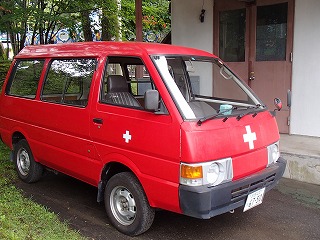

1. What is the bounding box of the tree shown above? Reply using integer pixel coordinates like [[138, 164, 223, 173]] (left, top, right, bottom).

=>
[[100, 0, 119, 41], [121, 0, 171, 42], [0, 0, 81, 55], [0, 0, 171, 58], [0, 0, 29, 55], [80, 9, 92, 42]]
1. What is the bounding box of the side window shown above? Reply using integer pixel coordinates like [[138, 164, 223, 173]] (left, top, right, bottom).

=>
[[127, 64, 154, 97], [101, 56, 167, 112], [6, 59, 44, 99], [41, 58, 96, 107]]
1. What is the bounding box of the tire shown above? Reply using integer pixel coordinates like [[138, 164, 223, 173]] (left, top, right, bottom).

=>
[[104, 172, 155, 236], [13, 139, 43, 183]]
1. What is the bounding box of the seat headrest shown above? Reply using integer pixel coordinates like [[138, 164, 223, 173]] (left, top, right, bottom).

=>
[[107, 75, 129, 93]]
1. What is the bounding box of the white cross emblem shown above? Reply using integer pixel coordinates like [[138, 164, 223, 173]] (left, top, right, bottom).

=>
[[243, 125, 257, 150], [123, 130, 132, 143]]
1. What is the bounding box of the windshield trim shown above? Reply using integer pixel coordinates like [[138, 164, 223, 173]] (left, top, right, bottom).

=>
[[152, 55, 196, 119]]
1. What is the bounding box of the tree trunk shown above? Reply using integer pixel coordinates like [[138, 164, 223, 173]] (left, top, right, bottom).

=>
[[101, 9, 113, 41], [81, 10, 92, 41], [101, 0, 118, 41]]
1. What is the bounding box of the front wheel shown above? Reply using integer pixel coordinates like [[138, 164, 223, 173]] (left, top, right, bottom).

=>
[[13, 139, 43, 183], [104, 172, 155, 236]]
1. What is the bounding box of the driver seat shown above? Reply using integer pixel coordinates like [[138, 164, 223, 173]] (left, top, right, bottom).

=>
[[105, 75, 141, 108]]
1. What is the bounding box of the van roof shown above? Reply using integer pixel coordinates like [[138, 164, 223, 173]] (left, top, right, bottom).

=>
[[16, 41, 215, 59]]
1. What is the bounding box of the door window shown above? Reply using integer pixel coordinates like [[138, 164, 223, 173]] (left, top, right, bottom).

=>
[[256, 3, 288, 61], [127, 64, 153, 96], [101, 57, 166, 112]]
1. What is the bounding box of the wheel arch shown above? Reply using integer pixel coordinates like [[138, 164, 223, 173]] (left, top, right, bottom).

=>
[[11, 131, 41, 164], [96, 152, 150, 204], [12, 131, 27, 146], [97, 161, 135, 203]]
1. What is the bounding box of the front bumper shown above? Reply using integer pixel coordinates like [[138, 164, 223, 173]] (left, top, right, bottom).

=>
[[179, 157, 286, 219]]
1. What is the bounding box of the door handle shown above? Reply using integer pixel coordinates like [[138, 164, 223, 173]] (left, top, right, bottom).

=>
[[93, 118, 103, 124], [249, 71, 255, 81], [287, 89, 291, 108]]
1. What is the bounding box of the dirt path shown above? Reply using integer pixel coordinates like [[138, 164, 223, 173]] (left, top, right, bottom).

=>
[[15, 173, 320, 240]]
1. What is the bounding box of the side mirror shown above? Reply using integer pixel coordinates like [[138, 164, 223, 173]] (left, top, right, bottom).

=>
[[274, 98, 282, 111], [144, 90, 159, 112]]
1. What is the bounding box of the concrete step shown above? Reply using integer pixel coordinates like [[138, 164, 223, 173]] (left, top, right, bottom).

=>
[[280, 134, 320, 185]]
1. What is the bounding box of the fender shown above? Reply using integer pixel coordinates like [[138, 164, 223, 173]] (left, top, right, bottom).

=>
[[6, 124, 32, 149], [97, 151, 181, 213], [97, 152, 148, 202], [100, 152, 143, 179]]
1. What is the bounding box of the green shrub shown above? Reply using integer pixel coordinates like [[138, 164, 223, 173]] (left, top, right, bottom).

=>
[[0, 60, 12, 89]]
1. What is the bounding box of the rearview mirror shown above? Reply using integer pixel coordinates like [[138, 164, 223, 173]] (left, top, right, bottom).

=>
[[220, 66, 233, 80], [186, 60, 195, 72]]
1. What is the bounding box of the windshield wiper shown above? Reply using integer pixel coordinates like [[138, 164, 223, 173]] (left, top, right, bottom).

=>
[[197, 107, 237, 126], [236, 104, 262, 121], [197, 105, 263, 126]]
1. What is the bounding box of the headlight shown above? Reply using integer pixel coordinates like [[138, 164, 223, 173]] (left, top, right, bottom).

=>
[[267, 141, 280, 166], [180, 158, 233, 187], [207, 163, 220, 184]]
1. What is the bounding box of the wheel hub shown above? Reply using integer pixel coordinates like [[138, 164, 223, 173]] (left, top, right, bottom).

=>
[[110, 186, 136, 225], [17, 148, 30, 176]]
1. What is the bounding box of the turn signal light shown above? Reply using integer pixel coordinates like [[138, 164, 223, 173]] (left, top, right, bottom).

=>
[[181, 164, 203, 179]]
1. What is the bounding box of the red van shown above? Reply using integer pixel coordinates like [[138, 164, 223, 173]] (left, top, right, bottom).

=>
[[0, 42, 286, 236]]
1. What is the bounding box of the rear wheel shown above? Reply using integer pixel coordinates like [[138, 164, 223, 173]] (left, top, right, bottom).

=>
[[104, 172, 155, 236], [13, 139, 43, 183]]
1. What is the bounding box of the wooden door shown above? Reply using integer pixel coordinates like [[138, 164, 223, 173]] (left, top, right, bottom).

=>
[[214, 0, 294, 133]]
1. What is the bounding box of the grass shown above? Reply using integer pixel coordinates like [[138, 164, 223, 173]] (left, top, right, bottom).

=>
[[0, 142, 86, 240]]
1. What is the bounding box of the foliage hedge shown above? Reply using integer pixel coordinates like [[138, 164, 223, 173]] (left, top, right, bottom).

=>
[[0, 60, 12, 88]]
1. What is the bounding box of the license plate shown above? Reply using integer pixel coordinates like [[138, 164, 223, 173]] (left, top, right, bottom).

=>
[[243, 187, 266, 212]]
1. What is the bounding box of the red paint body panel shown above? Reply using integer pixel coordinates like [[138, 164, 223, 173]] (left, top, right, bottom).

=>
[[15, 41, 213, 60], [0, 42, 282, 217], [181, 112, 278, 162]]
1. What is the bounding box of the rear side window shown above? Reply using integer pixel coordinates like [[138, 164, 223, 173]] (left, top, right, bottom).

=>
[[6, 60, 45, 99], [41, 58, 96, 107]]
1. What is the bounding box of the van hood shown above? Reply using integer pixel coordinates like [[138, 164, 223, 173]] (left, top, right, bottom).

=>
[[180, 111, 280, 180]]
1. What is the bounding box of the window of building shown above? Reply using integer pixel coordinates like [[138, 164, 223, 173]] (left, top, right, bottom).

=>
[[256, 3, 288, 61], [219, 9, 246, 62]]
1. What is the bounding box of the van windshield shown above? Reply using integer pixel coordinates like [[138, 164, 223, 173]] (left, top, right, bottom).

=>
[[152, 55, 265, 120]]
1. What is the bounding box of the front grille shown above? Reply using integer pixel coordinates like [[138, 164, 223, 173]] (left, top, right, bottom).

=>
[[231, 173, 276, 203]]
